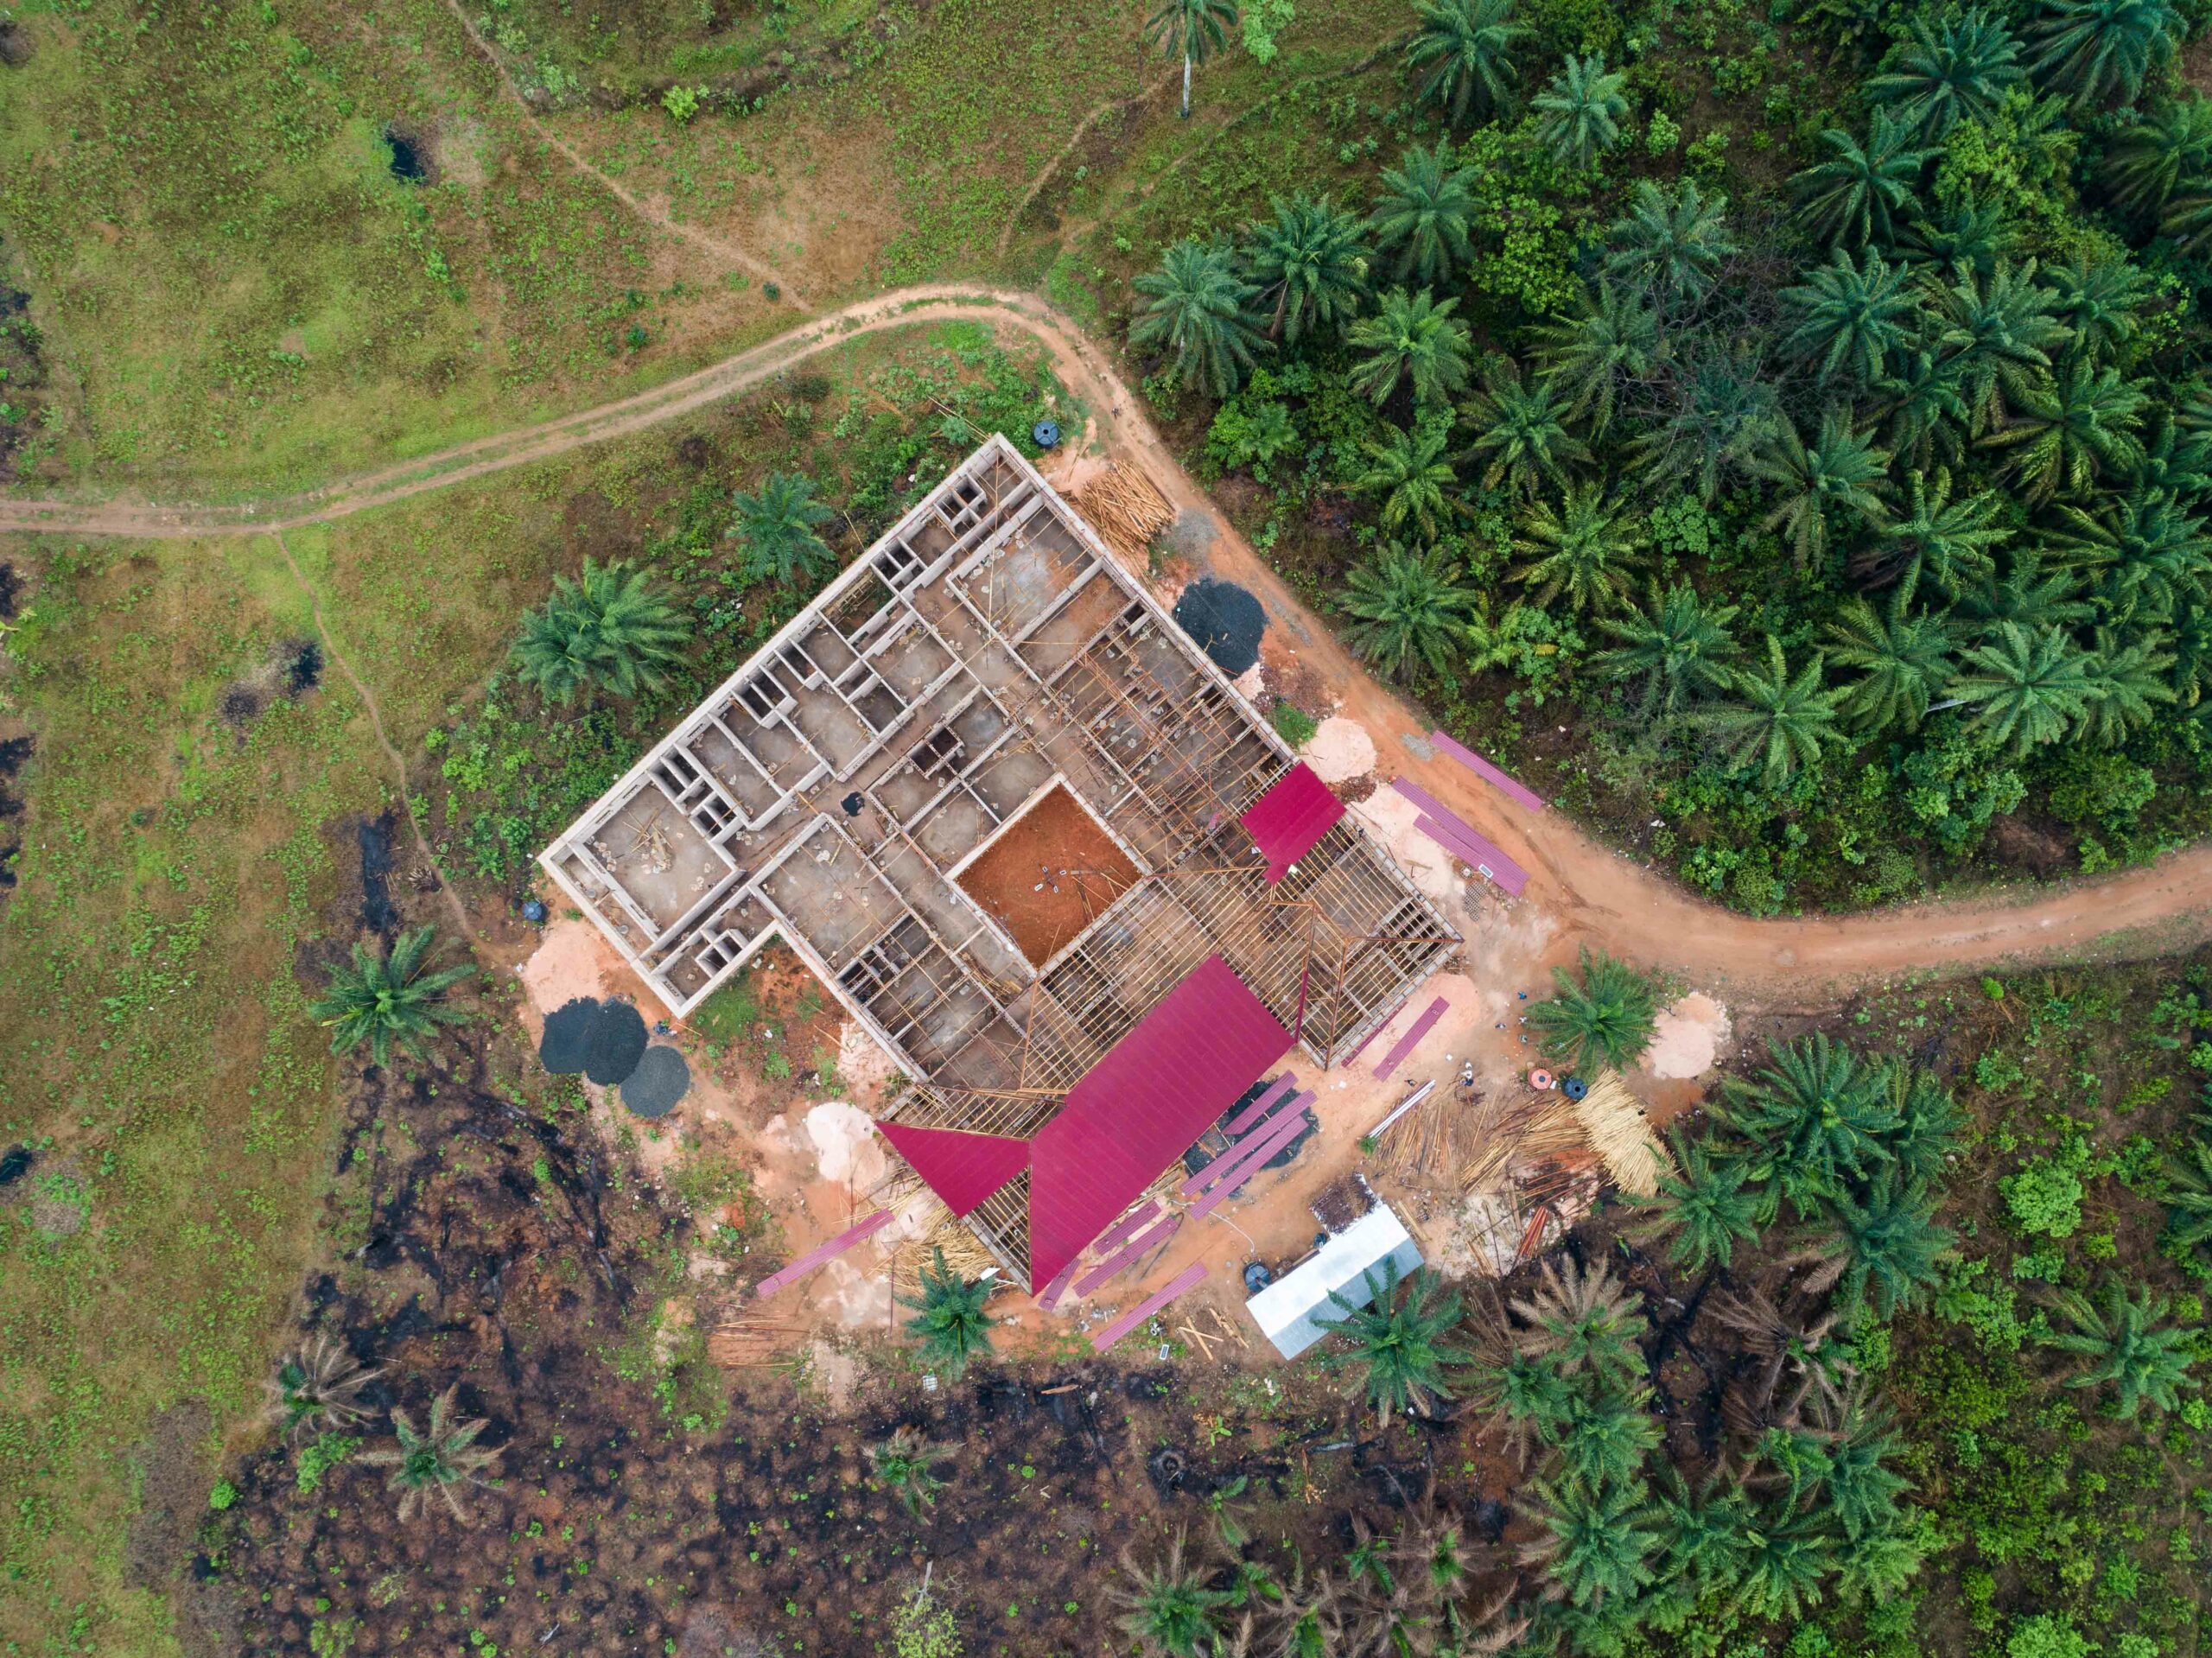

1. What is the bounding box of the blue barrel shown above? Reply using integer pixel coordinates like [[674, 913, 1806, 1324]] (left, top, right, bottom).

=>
[[1561, 1076, 1589, 1101], [522, 899, 549, 925], [1033, 419, 1062, 450]]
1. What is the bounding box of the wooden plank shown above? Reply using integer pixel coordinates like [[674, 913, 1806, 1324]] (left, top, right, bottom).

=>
[[1073, 1213, 1184, 1297], [753, 1210, 893, 1299], [1371, 1078, 1436, 1139], [1090, 1264, 1209, 1353], [1430, 729, 1547, 812], [1373, 996, 1448, 1082]]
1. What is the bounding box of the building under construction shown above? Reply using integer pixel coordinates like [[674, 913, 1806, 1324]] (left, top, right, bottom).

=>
[[542, 436, 1457, 1288]]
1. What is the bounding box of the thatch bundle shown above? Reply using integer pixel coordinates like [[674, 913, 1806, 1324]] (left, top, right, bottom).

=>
[[1568, 1072, 1673, 1197]]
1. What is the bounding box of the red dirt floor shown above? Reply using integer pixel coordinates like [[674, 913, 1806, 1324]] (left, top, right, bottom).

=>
[[954, 783, 1139, 966]]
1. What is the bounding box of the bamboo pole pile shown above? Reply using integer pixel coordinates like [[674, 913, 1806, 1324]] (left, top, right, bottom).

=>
[[1071, 461, 1175, 563]]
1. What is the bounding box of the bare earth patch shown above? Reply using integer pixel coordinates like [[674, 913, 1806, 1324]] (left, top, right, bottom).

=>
[[952, 782, 1138, 966], [1645, 992, 1733, 1080]]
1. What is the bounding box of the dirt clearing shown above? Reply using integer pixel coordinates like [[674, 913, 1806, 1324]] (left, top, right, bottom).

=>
[[953, 782, 1138, 966]]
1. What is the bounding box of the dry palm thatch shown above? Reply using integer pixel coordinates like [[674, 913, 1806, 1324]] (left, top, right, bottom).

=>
[[1070, 461, 1176, 564], [1568, 1072, 1673, 1197]]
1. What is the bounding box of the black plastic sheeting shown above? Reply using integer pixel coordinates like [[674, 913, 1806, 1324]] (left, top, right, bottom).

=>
[[583, 1000, 650, 1086], [620, 1045, 691, 1119], [1172, 578, 1265, 675], [538, 998, 599, 1075]]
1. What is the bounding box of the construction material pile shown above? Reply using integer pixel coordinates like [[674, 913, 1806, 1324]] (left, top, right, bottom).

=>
[[1568, 1071, 1672, 1197], [1070, 461, 1174, 564]]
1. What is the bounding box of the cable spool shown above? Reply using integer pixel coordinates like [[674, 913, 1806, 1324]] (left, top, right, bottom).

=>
[[1561, 1076, 1590, 1101], [1528, 1068, 1555, 1091]]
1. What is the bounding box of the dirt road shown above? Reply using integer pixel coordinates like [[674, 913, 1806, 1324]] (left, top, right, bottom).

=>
[[3, 285, 2208, 992]]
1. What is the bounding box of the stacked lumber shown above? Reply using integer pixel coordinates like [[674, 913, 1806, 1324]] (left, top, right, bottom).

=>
[[1071, 461, 1174, 562]]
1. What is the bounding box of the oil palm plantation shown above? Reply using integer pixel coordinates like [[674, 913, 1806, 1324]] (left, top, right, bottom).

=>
[[1132, 238, 1268, 397], [1555, 1390, 1663, 1491], [1461, 359, 1590, 496], [359, 1386, 500, 1523], [1626, 1130, 1767, 1271], [1732, 1504, 1840, 1622], [1900, 191, 2018, 281], [1345, 288, 1472, 408], [2076, 632, 2177, 745], [2042, 1279, 2202, 1417], [1512, 485, 1644, 614], [1114, 1530, 1230, 1656], [1791, 111, 1935, 247], [728, 472, 838, 587], [1952, 619, 2101, 755], [1826, 578, 1958, 734], [1599, 180, 1738, 311], [1592, 583, 1742, 718], [1872, 346, 1971, 469], [896, 1247, 996, 1377], [1780, 248, 1919, 384], [1720, 1034, 1900, 1213], [1859, 465, 2009, 592], [1370, 143, 1479, 285], [2024, 0, 2182, 111], [513, 557, 693, 705], [1524, 947, 1659, 1076], [1354, 422, 1463, 540], [1936, 258, 2072, 430], [2101, 92, 2212, 243], [1649, 1471, 1753, 1597], [1750, 411, 1892, 563], [1406, 0, 1528, 124], [1338, 543, 1484, 679], [1148, 0, 1241, 118], [1241, 194, 1371, 345], [1866, 8, 2024, 140], [309, 925, 474, 1069], [1700, 638, 1849, 790], [868, 1424, 954, 1515], [1803, 1166, 1956, 1318], [1313, 1259, 1469, 1426], [1531, 53, 1629, 170], [1517, 1478, 1659, 1609], [1981, 359, 2146, 502], [1534, 283, 1656, 435], [1508, 1254, 1648, 1382], [2044, 251, 2150, 366]]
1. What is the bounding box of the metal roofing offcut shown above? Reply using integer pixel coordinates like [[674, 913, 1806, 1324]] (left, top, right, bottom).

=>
[[873, 1121, 1032, 1217]]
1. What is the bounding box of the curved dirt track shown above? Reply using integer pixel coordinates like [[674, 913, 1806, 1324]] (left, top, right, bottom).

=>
[[3, 285, 2208, 993]]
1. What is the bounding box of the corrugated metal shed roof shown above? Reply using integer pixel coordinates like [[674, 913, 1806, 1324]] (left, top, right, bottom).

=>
[[1240, 762, 1346, 883], [1245, 1204, 1423, 1357], [872, 1121, 1030, 1217], [1027, 954, 1291, 1289]]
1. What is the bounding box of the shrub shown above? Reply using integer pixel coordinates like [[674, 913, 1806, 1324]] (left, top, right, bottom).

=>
[[1999, 1141, 2088, 1238], [2006, 1615, 2090, 1658], [1269, 701, 1319, 747]]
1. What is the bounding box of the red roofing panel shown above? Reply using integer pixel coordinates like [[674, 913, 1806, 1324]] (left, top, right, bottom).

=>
[[874, 1121, 1030, 1217], [1028, 955, 1291, 1288], [1240, 762, 1346, 883]]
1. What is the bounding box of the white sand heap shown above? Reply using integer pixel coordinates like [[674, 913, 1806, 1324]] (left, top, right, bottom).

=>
[[1302, 715, 1377, 783], [1646, 993, 1732, 1079]]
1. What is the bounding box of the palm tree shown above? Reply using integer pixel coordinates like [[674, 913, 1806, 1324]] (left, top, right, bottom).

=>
[[1406, 0, 1528, 124], [1403, 1515, 1527, 1654], [868, 1424, 954, 1515], [1555, 1390, 1662, 1491], [1461, 359, 1589, 496], [1518, 1478, 1659, 1609], [1797, 1167, 1956, 1319], [1780, 249, 1918, 384], [728, 472, 838, 588], [1534, 283, 1656, 435], [1345, 288, 1472, 408], [1826, 578, 1957, 734], [1720, 1034, 1899, 1214], [1751, 411, 1892, 563], [897, 1247, 996, 1376], [1649, 1470, 1752, 1595], [1814, 1390, 1912, 1541], [1936, 259, 2072, 432], [1732, 1503, 1839, 1622], [1148, 0, 1241, 118], [1531, 53, 1629, 170], [2077, 634, 2177, 745], [1268, 1562, 1345, 1658], [2043, 1280, 2202, 1417], [1952, 620, 2101, 755], [1871, 346, 1970, 469], [1957, 549, 2093, 631], [1592, 583, 1741, 718], [265, 1336, 381, 1440], [1866, 9, 2024, 139], [359, 1386, 500, 1523], [1355, 422, 1462, 540], [1626, 336, 1779, 501], [1982, 359, 2146, 502], [1471, 1344, 1579, 1466], [1857, 466, 2009, 593], [1370, 143, 1479, 285], [1708, 1286, 1850, 1426], [2160, 1130, 2212, 1264], [1899, 192, 2018, 281], [1508, 1253, 1648, 1381], [2101, 94, 2212, 241], [1791, 111, 1934, 247], [2024, 0, 2182, 110], [2044, 251, 2150, 367], [1626, 1130, 1765, 1271], [1132, 238, 1268, 397], [309, 925, 474, 1069], [1338, 544, 1484, 679], [1315, 1261, 1467, 1426], [1242, 194, 1371, 345], [1524, 948, 1659, 1075], [1599, 179, 1738, 311], [1114, 1530, 1230, 1655], [1700, 638, 1848, 790], [1878, 1060, 1968, 1186], [513, 557, 693, 705], [1512, 485, 1643, 614], [2056, 492, 2212, 626]]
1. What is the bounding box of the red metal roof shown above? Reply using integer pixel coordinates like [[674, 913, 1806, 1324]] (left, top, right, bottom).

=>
[[1027, 955, 1291, 1288], [1240, 762, 1346, 883], [873, 1121, 1030, 1217]]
